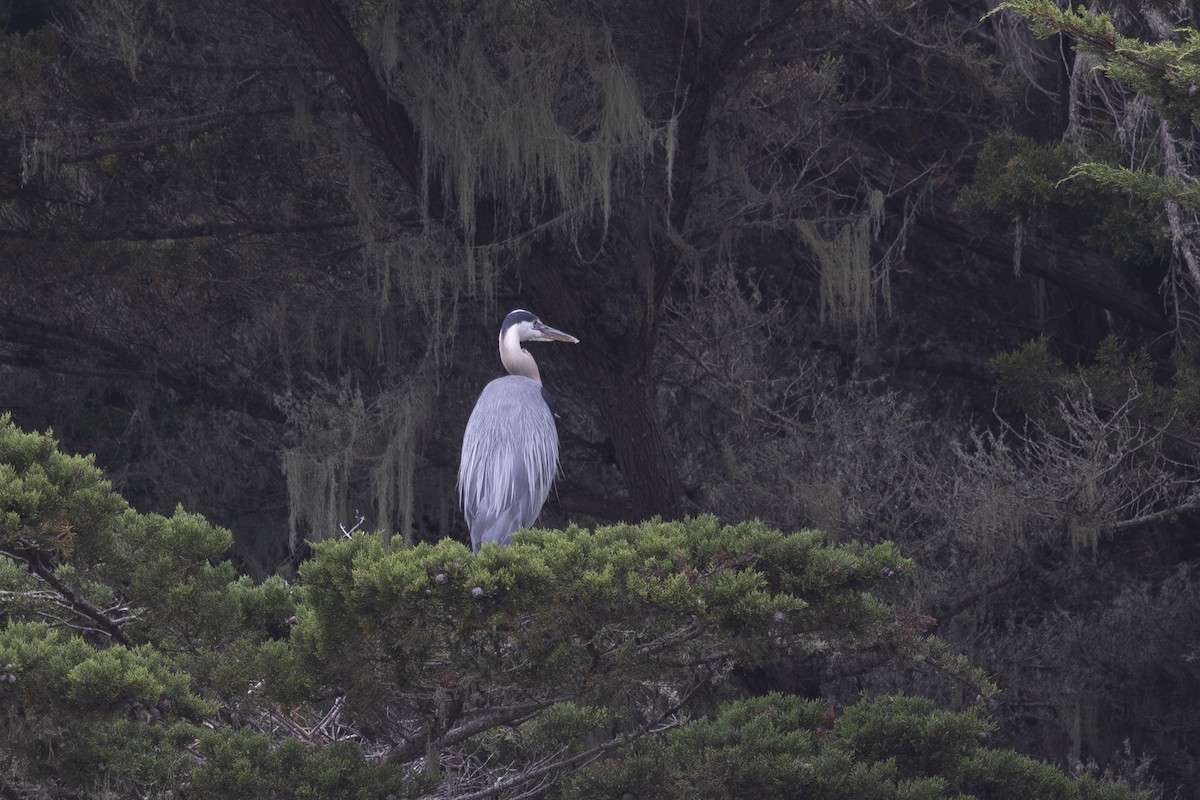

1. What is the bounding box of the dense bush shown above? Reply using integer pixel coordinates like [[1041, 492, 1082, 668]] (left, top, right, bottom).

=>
[[0, 415, 1145, 798]]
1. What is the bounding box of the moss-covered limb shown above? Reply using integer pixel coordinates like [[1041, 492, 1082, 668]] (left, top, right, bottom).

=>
[[989, 0, 1200, 227], [963, 1, 1200, 325]]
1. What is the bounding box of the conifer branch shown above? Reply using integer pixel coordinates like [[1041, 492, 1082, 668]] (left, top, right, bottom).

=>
[[433, 676, 706, 800], [0, 542, 132, 647], [386, 700, 557, 764]]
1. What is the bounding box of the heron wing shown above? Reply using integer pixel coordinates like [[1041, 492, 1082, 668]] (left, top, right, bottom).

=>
[[458, 376, 559, 552]]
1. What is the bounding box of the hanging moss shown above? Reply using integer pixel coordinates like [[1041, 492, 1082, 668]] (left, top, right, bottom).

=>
[[278, 377, 434, 549], [797, 188, 894, 337], [371, 7, 661, 288]]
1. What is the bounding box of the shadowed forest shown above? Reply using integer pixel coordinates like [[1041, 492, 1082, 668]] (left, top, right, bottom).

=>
[[2, 0, 1199, 796]]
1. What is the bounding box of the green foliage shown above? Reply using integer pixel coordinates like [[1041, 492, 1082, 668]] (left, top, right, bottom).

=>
[[0, 415, 1146, 798], [516, 701, 611, 752], [188, 732, 408, 800], [959, 131, 1076, 219], [1068, 161, 1200, 209], [564, 693, 1145, 800], [0, 414, 293, 649], [837, 694, 984, 778], [0, 620, 207, 716], [959, 132, 1169, 269], [991, 0, 1200, 128], [0, 412, 127, 554], [0, 621, 213, 792], [296, 517, 908, 727], [64, 720, 198, 795], [0, 415, 316, 796], [956, 747, 1139, 800], [1076, 337, 1163, 413], [905, 635, 1002, 708], [991, 335, 1199, 444], [990, 335, 1067, 422]]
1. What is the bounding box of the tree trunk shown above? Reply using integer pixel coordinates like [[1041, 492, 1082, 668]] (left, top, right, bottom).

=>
[[593, 368, 686, 522], [526, 236, 687, 523], [262, 0, 424, 194]]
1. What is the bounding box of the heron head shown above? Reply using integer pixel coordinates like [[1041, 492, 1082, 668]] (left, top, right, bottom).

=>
[[501, 309, 580, 345]]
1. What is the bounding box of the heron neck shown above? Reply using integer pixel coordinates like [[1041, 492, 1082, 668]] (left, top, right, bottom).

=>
[[499, 329, 542, 385]]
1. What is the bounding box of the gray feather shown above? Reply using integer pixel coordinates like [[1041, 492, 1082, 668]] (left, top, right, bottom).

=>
[[458, 375, 559, 552]]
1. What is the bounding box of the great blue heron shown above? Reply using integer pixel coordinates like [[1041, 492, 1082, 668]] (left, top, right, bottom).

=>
[[458, 309, 579, 552]]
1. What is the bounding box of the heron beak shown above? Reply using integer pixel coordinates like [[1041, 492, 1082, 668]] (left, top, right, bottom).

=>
[[533, 322, 580, 344]]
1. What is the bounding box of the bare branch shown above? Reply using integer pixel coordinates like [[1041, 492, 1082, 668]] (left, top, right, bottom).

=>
[[1102, 495, 1200, 533], [0, 213, 370, 243], [386, 700, 556, 764]]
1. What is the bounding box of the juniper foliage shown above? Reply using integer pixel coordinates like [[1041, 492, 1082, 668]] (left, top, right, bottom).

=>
[[0, 415, 1145, 798]]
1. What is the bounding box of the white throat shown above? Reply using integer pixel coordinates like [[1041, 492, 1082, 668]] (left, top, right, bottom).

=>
[[499, 325, 542, 385]]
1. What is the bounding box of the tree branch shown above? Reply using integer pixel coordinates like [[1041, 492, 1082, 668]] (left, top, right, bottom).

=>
[[386, 700, 555, 764], [1101, 495, 1200, 533], [0, 311, 286, 423], [436, 669, 713, 800], [1, 542, 132, 647], [1, 106, 294, 175], [0, 213, 368, 243], [259, 0, 425, 196], [930, 568, 1023, 629]]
